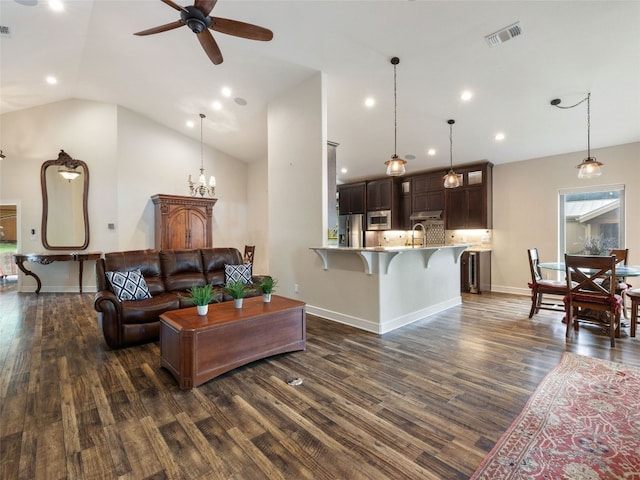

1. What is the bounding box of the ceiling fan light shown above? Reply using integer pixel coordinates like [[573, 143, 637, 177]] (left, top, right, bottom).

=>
[[385, 155, 407, 176], [576, 157, 603, 179]]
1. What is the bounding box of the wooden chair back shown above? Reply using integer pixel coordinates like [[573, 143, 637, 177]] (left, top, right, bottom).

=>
[[527, 248, 543, 283], [565, 254, 616, 298], [244, 245, 255, 264], [564, 253, 622, 346], [610, 248, 629, 267]]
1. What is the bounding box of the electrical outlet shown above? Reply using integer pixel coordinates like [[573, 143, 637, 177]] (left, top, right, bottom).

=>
[[294, 284, 299, 293]]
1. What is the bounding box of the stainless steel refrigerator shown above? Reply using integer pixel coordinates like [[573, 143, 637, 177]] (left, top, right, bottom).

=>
[[338, 214, 364, 248]]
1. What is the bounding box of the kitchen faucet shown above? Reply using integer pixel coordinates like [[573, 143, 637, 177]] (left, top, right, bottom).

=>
[[411, 223, 426, 247]]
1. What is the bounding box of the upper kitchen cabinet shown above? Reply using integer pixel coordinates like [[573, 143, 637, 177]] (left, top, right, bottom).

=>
[[412, 171, 446, 213], [445, 162, 493, 229], [337, 182, 366, 215], [366, 178, 394, 211]]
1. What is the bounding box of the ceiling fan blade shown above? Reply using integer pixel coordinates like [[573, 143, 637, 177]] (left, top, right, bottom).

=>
[[197, 30, 223, 65], [134, 20, 185, 36], [194, 0, 217, 16], [160, 0, 187, 13], [209, 17, 273, 41]]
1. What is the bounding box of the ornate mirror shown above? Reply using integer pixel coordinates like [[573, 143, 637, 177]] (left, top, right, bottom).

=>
[[41, 150, 89, 250]]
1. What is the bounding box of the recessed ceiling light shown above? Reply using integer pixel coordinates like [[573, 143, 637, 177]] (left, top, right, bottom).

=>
[[364, 97, 375, 107], [186, 120, 195, 128], [212, 101, 222, 110], [341, 168, 347, 174], [460, 90, 473, 101], [49, 0, 64, 11], [221, 87, 232, 98], [45, 75, 57, 84], [495, 132, 505, 141], [427, 148, 436, 156]]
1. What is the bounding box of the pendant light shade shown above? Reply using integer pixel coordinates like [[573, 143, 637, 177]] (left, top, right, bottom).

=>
[[443, 119, 460, 188], [384, 57, 406, 176], [550, 93, 603, 179]]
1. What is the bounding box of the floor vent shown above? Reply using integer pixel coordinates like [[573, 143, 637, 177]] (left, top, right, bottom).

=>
[[485, 21, 522, 47]]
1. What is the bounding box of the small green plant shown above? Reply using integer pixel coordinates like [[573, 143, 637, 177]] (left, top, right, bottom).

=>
[[259, 276, 278, 294], [187, 284, 214, 306], [224, 279, 247, 299]]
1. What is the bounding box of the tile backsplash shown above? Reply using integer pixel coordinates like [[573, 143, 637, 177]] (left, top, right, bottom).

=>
[[366, 229, 493, 249]]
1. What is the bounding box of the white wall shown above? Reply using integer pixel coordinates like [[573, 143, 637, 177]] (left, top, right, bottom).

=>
[[492, 142, 639, 295], [0, 99, 250, 292], [247, 158, 269, 275], [267, 73, 326, 300]]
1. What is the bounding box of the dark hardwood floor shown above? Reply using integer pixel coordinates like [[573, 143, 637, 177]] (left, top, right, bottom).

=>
[[1, 282, 639, 480]]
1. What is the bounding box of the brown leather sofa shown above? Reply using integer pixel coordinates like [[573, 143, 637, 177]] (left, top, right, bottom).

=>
[[94, 248, 263, 349]]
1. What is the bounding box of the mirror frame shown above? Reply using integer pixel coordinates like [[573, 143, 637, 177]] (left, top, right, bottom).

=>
[[41, 150, 90, 250]]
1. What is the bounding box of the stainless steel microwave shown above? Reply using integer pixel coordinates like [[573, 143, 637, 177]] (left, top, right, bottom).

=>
[[367, 210, 392, 230]]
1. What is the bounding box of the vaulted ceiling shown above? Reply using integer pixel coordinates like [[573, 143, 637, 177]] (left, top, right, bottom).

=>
[[2, 0, 639, 182]]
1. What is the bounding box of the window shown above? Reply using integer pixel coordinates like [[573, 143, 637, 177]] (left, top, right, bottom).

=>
[[559, 185, 625, 255]]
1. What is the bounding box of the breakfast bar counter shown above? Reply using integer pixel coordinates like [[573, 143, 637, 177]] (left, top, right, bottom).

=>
[[307, 245, 468, 334]]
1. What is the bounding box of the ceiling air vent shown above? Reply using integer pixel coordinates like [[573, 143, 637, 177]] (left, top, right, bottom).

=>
[[0, 26, 11, 38], [485, 21, 522, 47]]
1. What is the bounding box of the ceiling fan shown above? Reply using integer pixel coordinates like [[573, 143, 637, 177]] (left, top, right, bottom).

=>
[[134, 0, 273, 65]]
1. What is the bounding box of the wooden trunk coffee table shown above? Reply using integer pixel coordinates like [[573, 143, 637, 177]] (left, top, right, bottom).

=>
[[159, 295, 306, 389]]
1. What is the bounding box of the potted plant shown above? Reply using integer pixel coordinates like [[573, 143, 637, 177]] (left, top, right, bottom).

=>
[[224, 279, 247, 308], [187, 284, 214, 315], [259, 276, 278, 303]]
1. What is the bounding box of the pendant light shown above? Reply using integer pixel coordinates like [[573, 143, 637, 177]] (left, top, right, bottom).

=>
[[550, 92, 603, 179], [384, 57, 407, 176], [443, 119, 460, 188], [188, 113, 216, 197]]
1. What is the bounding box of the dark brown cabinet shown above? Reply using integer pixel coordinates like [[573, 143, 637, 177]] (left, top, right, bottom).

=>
[[366, 178, 393, 211], [445, 162, 492, 230], [338, 182, 366, 215], [152, 194, 217, 250], [412, 172, 445, 214]]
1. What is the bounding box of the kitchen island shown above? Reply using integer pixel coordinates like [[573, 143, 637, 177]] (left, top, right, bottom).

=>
[[307, 245, 468, 334]]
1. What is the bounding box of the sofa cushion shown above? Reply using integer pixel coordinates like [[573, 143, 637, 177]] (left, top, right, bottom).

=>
[[201, 248, 244, 285], [225, 263, 253, 284], [120, 293, 181, 325], [104, 250, 165, 296], [106, 270, 152, 301], [161, 250, 207, 292]]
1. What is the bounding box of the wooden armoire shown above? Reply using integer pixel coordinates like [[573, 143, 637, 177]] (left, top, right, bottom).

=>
[[151, 194, 217, 250]]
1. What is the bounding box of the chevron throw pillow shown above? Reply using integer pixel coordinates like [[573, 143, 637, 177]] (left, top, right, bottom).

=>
[[225, 263, 253, 285], [106, 270, 152, 301]]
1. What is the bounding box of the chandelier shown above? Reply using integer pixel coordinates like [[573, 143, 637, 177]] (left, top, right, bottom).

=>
[[384, 57, 407, 176], [550, 92, 603, 179], [188, 113, 216, 197]]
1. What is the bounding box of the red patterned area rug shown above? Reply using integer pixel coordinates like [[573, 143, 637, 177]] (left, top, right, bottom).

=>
[[470, 352, 640, 479]]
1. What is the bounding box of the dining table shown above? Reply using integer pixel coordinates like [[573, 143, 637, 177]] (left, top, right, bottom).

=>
[[538, 262, 640, 278], [539, 261, 640, 321]]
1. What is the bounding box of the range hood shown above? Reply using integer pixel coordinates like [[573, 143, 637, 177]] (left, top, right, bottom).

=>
[[410, 210, 443, 221]]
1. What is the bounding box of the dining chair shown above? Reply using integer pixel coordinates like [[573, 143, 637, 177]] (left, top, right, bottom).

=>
[[564, 254, 623, 347], [527, 248, 567, 318], [244, 245, 255, 264], [627, 288, 640, 338], [609, 248, 632, 317]]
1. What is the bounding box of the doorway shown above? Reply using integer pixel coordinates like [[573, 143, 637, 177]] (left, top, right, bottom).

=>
[[0, 203, 18, 288]]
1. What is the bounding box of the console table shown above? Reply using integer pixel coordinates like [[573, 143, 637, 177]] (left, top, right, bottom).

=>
[[14, 252, 102, 293]]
